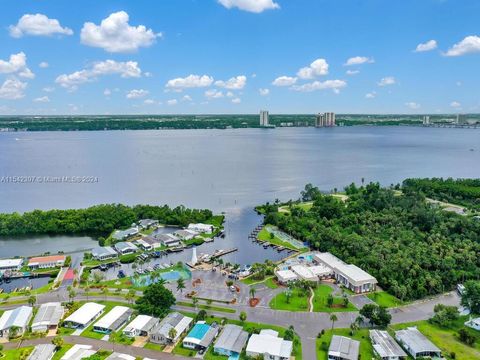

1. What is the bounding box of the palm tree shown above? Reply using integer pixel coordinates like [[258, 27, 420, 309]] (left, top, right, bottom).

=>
[[177, 278, 186, 293], [84, 284, 91, 301], [192, 296, 199, 309], [168, 327, 177, 342], [350, 320, 359, 335], [28, 295, 36, 307], [249, 287, 256, 300], [8, 326, 21, 339], [330, 314, 338, 331]]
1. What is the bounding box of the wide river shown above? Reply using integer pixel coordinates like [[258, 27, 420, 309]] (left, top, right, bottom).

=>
[[1, 127, 479, 266]]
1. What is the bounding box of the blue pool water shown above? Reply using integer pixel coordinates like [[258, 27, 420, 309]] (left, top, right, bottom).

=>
[[188, 323, 210, 340], [160, 271, 183, 281]]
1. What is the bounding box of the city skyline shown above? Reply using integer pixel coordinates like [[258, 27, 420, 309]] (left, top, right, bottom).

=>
[[1, 0, 480, 115]]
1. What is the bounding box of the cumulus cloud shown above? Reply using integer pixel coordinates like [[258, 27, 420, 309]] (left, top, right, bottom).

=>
[[259, 88, 270, 96], [405, 101, 420, 109], [0, 52, 35, 79], [377, 76, 396, 86], [205, 89, 224, 99], [344, 56, 374, 66], [143, 99, 156, 105], [215, 75, 247, 90], [450, 101, 461, 108], [182, 95, 192, 101], [167, 99, 177, 105], [231, 97, 241, 104], [0, 78, 27, 99], [218, 0, 279, 13], [43, 87, 55, 93], [166, 74, 214, 90], [414, 40, 437, 52], [444, 35, 480, 57], [33, 96, 50, 103], [272, 76, 297, 86], [346, 70, 359, 76], [39, 62, 49, 69], [55, 60, 142, 90], [126, 89, 149, 99], [365, 91, 376, 99], [226, 91, 234, 98], [103, 88, 111, 96], [9, 14, 73, 38], [297, 58, 329, 79], [291, 79, 347, 93], [81, 11, 160, 53]]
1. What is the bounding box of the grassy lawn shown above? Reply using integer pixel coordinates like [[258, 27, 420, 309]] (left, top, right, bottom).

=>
[[316, 328, 373, 360], [176, 301, 236, 313], [203, 347, 228, 360], [257, 227, 299, 251], [312, 285, 357, 313], [391, 317, 480, 360], [240, 275, 278, 289], [143, 342, 165, 351], [270, 288, 309, 312], [1, 347, 33, 359], [172, 339, 198, 357], [51, 344, 74, 360], [367, 291, 403, 308]]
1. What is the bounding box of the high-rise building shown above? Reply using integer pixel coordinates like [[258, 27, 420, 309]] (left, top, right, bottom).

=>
[[315, 112, 336, 127], [423, 115, 430, 125], [456, 114, 466, 125], [259, 110, 269, 126]]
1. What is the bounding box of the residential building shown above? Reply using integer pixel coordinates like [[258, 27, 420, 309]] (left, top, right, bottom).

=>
[[316, 112, 336, 127], [135, 238, 153, 251], [246, 329, 293, 360], [28, 344, 56, 360], [60, 344, 95, 360], [260, 110, 269, 126], [31, 302, 65, 333], [112, 227, 139, 241], [123, 315, 159, 337], [395, 327, 442, 359], [155, 234, 181, 248], [213, 324, 249, 357], [183, 321, 219, 351], [138, 219, 159, 229], [370, 330, 407, 360], [275, 269, 298, 284], [187, 223, 214, 233], [106, 353, 136, 360], [314, 252, 377, 293], [63, 302, 105, 329], [0, 305, 33, 338], [0, 258, 23, 271], [114, 241, 139, 255], [93, 306, 133, 334], [28, 255, 66, 270], [465, 317, 480, 331], [150, 312, 193, 345], [328, 335, 360, 360], [174, 229, 198, 240], [91, 246, 118, 261]]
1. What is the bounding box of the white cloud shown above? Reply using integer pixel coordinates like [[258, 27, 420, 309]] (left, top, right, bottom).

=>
[[450, 101, 461, 108], [215, 75, 247, 90], [218, 0, 279, 13], [33, 96, 50, 103], [226, 91, 234, 98], [144, 99, 156, 105], [167, 99, 178, 106], [182, 95, 193, 101], [166, 74, 214, 89], [39, 62, 49, 68], [126, 89, 149, 99], [9, 14, 73, 38], [346, 70, 360, 76], [405, 101, 420, 109], [55, 60, 142, 90], [0, 52, 35, 79], [377, 76, 396, 86], [414, 40, 437, 52], [259, 88, 270, 96], [103, 88, 111, 96], [272, 76, 297, 86], [144, 72, 153, 78], [444, 35, 480, 57], [231, 97, 241, 104], [205, 89, 224, 99], [80, 11, 160, 53], [291, 79, 347, 93], [344, 56, 374, 66], [0, 78, 27, 99], [43, 87, 55, 93], [297, 58, 329, 79], [365, 91, 376, 99]]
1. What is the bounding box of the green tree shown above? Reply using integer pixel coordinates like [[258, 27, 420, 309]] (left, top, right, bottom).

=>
[[249, 287, 256, 300], [28, 295, 36, 307], [461, 281, 480, 314], [176, 278, 186, 293], [239, 311, 247, 323], [136, 282, 175, 318], [330, 314, 338, 331], [52, 335, 64, 349], [168, 327, 177, 341]]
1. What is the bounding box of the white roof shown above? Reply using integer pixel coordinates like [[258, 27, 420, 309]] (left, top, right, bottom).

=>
[[32, 302, 64, 329], [370, 330, 407, 359], [395, 327, 441, 355], [94, 306, 131, 330], [291, 264, 319, 281], [64, 302, 105, 326], [246, 329, 293, 358], [106, 353, 136, 360], [124, 315, 156, 332], [61, 344, 95, 360], [315, 252, 377, 284], [0, 306, 32, 330], [28, 344, 56, 360], [309, 264, 333, 277], [0, 258, 23, 268], [136, 239, 151, 247], [187, 223, 213, 232], [276, 269, 298, 281]]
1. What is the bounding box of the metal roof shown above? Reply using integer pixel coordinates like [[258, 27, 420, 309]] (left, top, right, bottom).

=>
[[0, 306, 33, 331], [32, 302, 64, 330], [395, 327, 441, 355], [214, 324, 249, 354], [93, 306, 133, 331], [328, 335, 360, 360], [64, 302, 105, 326], [27, 344, 56, 360], [370, 330, 407, 358], [151, 312, 193, 340]]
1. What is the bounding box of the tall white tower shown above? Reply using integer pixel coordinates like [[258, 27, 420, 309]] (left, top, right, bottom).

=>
[[191, 247, 198, 266], [260, 110, 269, 126]]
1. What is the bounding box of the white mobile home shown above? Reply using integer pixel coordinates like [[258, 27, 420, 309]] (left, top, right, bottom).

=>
[[246, 329, 293, 360], [93, 306, 133, 334], [0, 305, 33, 339], [31, 302, 64, 333], [395, 327, 442, 359], [63, 302, 105, 329], [123, 315, 158, 337]]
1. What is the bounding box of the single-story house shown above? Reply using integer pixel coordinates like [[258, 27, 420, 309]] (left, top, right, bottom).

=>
[[123, 315, 159, 337], [28, 255, 66, 270], [138, 219, 159, 229], [114, 242, 139, 255], [0, 305, 33, 338], [112, 227, 139, 241], [93, 306, 133, 334], [213, 324, 249, 357], [91, 246, 118, 261], [60, 344, 96, 359], [328, 335, 360, 360], [0, 258, 23, 271], [135, 238, 153, 251], [291, 264, 321, 282], [27, 344, 56, 360], [106, 353, 136, 360], [63, 302, 105, 329], [395, 327, 442, 359], [156, 234, 181, 248], [370, 330, 407, 360], [314, 252, 377, 293], [183, 321, 219, 350], [31, 302, 65, 333], [465, 317, 480, 331], [174, 229, 198, 241], [187, 223, 214, 233], [275, 269, 298, 284], [246, 329, 293, 360], [150, 312, 193, 345]]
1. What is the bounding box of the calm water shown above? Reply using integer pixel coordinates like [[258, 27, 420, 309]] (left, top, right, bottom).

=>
[[1, 127, 479, 265]]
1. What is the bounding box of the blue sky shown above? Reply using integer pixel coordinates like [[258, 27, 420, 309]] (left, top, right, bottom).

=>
[[0, 0, 479, 115]]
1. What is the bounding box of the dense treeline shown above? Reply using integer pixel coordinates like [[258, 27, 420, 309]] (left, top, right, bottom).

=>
[[0, 204, 213, 238], [403, 177, 480, 210], [263, 183, 480, 301]]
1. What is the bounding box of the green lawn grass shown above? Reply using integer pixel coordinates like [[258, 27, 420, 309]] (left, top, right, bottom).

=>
[[316, 328, 373, 360], [143, 342, 165, 351], [51, 344, 74, 360], [367, 291, 403, 308], [240, 276, 278, 289], [312, 285, 357, 313], [257, 227, 299, 251], [203, 347, 228, 360], [270, 288, 309, 311], [1, 347, 33, 359]]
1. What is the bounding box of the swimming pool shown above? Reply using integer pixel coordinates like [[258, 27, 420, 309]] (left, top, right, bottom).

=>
[[187, 323, 210, 340]]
